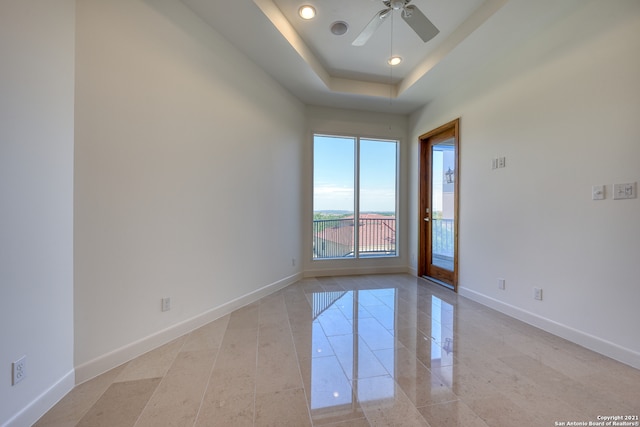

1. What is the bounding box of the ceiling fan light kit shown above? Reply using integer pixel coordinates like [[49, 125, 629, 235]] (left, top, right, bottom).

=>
[[388, 56, 402, 66]]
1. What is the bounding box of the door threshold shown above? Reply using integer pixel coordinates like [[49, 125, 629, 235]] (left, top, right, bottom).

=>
[[421, 276, 455, 291]]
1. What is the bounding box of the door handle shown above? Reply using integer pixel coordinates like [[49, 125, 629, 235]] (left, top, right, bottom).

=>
[[424, 217, 430, 222]]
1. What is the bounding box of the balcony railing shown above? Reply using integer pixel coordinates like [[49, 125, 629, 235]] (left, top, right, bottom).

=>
[[312, 217, 453, 260], [432, 218, 454, 257], [313, 217, 396, 259]]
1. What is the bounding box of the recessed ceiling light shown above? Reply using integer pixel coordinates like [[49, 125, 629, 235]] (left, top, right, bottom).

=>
[[330, 21, 349, 36], [299, 5, 316, 20], [388, 56, 402, 66]]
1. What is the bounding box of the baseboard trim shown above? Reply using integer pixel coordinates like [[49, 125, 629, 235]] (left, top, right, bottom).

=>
[[2, 369, 74, 427], [74, 272, 302, 385], [458, 286, 640, 370], [304, 265, 409, 278]]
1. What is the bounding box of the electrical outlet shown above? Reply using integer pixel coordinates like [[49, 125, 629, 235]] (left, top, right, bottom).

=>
[[498, 278, 506, 290], [292, 258, 296, 267], [12, 356, 26, 385], [161, 297, 171, 312], [533, 287, 543, 301]]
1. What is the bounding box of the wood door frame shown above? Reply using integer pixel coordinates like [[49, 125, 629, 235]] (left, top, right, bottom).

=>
[[418, 118, 460, 291]]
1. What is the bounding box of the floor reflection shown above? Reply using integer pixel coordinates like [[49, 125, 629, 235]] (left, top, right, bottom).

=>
[[308, 287, 455, 422], [430, 296, 454, 388], [310, 289, 396, 417]]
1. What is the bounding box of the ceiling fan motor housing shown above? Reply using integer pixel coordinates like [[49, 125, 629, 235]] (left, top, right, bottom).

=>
[[388, 0, 410, 10]]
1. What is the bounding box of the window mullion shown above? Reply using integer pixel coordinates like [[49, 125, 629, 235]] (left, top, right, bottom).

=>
[[354, 137, 360, 259]]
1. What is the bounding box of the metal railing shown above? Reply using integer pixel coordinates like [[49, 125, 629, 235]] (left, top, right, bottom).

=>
[[432, 219, 454, 257], [312, 217, 452, 259], [312, 291, 348, 319], [313, 218, 396, 259]]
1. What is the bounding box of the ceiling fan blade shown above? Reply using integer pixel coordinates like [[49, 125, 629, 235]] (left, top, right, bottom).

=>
[[352, 9, 391, 46], [402, 5, 439, 43]]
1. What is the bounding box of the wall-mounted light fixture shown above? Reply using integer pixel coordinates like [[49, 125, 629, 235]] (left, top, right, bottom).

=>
[[443, 337, 453, 355], [299, 5, 316, 20], [445, 167, 455, 184]]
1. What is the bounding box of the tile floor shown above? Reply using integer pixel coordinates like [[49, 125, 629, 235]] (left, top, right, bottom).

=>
[[35, 274, 640, 426]]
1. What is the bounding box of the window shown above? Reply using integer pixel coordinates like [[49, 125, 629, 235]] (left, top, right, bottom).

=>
[[313, 134, 398, 259]]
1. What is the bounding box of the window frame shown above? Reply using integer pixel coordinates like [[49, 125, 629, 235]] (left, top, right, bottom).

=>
[[312, 132, 400, 261]]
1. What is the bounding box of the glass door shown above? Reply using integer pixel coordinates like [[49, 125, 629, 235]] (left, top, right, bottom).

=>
[[430, 141, 455, 272], [419, 119, 459, 290]]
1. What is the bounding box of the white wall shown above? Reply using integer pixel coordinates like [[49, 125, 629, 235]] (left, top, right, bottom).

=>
[[409, 0, 640, 367], [74, 0, 305, 381], [0, 1, 76, 426], [304, 106, 409, 277]]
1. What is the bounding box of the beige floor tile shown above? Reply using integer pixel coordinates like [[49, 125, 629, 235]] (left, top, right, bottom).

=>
[[501, 333, 596, 379], [195, 391, 255, 427], [577, 370, 640, 410], [354, 375, 429, 427], [467, 393, 541, 427], [484, 366, 585, 424], [226, 302, 260, 330], [37, 275, 640, 427], [289, 316, 314, 336], [255, 354, 303, 394], [114, 337, 185, 383], [205, 366, 256, 403], [310, 405, 367, 426], [256, 323, 303, 393], [76, 378, 161, 427], [134, 350, 217, 427], [255, 388, 312, 427], [180, 315, 229, 352], [259, 310, 290, 329], [418, 400, 489, 427], [319, 417, 371, 427], [291, 329, 314, 358], [259, 293, 286, 316], [545, 377, 637, 418], [214, 326, 258, 367], [34, 364, 127, 427], [375, 346, 458, 407], [298, 356, 366, 426], [328, 334, 389, 380], [206, 331, 258, 402], [429, 363, 498, 400]]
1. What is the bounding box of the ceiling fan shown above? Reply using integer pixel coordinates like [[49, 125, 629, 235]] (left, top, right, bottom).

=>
[[352, 0, 439, 47]]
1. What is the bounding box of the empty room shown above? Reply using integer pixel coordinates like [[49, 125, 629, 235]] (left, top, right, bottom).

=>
[[1, 0, 639, 426]]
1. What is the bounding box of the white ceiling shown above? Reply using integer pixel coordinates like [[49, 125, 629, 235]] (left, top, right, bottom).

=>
[[181, 0, 583, 114], [271, 0, 487, 83]]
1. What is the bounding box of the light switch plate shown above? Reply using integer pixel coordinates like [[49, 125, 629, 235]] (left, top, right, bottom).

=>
[[592, 185, 605, 200], [613, 182, 637, 200]]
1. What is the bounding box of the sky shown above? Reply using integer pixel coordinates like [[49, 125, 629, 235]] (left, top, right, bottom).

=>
[[313, 135, 455, 214], [313, 135, 397, 212]]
